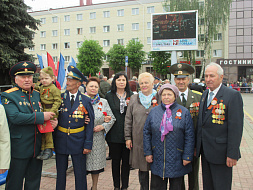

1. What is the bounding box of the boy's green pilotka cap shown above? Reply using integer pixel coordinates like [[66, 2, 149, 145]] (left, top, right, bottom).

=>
[[67, 65, 87, 82], [9, 61, 37, 77], [41, 66, 54, 76], [169, 63, 195, 78]]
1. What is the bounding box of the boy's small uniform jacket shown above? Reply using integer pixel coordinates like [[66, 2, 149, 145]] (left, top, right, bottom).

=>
[[1, 86, 44, 158], [54, 90, 94, 154]]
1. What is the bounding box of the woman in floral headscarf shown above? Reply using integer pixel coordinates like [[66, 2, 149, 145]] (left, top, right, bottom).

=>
[[143, 84, 194, 190], [124, 72, 158, 190]]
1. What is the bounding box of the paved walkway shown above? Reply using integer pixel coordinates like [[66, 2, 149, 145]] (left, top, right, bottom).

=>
[[1, 94, 253, 190]]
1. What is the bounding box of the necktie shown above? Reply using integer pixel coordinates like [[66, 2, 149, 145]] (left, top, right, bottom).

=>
[[181, 93, 187, 107], [207, 92, 214, 107], [71, 95, 75, 107]]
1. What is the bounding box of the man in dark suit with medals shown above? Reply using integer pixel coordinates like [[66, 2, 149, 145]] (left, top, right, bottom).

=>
[[1, 61, 55, 190], [196, 62, 243, 190], [169, 63, 202, 190], [54, 65, 94, 190]]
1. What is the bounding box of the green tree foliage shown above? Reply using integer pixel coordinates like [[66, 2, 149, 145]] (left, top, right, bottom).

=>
[[126, 39, 145, 74], [106, 44, 126, 73], [77, 39, 105, 76], [0, 0, 39, 84], [163, 0, 233, 78], [150, 51, 171, 78]]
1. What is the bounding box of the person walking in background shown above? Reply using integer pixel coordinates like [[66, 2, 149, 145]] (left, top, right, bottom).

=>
[[1, 61, 56, 190], [169, 63, 202, 190], [105, 72, 133, 190], [54, 65, 94, 190], [196, 62, 244, 190], [125, 72, 158, 190], [98, 74, 111, 98], [143, 84, 194, 190], [0, 105, 10, 175], [85, 77, 116, 190]]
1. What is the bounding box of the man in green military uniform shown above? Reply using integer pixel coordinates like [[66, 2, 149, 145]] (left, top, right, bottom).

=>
[[1, 61, 56, 190], [36, 66, 61, 160], [169, 63, 202, 190]]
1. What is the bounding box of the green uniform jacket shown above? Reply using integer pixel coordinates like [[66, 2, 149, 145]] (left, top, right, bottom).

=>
[[1, 86, 44, 159], [39, 83, 61, 116], [176, 89, 202, 131]]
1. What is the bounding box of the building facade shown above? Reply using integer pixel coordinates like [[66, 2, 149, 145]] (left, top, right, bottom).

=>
[[218, 0, 253, 83], [26, 0, 228, 79]]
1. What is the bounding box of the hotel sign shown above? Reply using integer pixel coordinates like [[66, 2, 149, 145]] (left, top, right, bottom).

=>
[[218, 59, 253, 66]]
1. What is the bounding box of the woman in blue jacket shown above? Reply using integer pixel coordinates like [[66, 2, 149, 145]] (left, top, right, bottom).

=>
[[143, 84, 194, 190]]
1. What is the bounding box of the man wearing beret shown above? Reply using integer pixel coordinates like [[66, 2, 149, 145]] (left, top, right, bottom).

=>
[[54, 65, 94, 190], [169, 63, 202, 190], [1, 61, 56, 190], [196, 63, 243, 189]]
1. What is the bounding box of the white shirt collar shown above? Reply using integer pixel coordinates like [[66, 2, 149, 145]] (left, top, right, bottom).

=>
[[208, 83, 222, 98], [69, 91, 78, 101], [179, 88, 188, 101]]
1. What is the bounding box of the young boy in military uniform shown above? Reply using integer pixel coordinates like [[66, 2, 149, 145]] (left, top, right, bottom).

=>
[[36, 66, 61, 160]]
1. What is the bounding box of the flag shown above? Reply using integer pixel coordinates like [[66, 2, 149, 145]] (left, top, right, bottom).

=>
[[42, 54, 48, 68], [37, 54, 43, 69], [47, 52, 57, 76], [70, 57, 76, 67], [57, 53, 65, 88]]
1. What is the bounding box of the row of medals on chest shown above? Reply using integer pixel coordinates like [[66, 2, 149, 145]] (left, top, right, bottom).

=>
[[211, 101, 225, 124]]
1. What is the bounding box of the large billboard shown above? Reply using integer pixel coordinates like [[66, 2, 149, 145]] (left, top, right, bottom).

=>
[[151, 10, 198, 51]]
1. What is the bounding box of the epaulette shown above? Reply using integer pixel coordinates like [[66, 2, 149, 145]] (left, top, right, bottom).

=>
[[61, 90, 66, 94], [34, 89, 39, 93], [192, 90, 202, 95], [4, 87, 19, 94]]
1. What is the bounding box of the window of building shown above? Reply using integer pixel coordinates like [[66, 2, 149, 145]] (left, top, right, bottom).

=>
[[147, 6, 155, 14], [236, 28, 244, 36], [29, 47, 34, 51], [64, 42, 70, 49], [77, 41, 83, 48], [64, 56, 70, 62], [132, 23, 139, 30], [147, 37, 151, 44], [199, 34, 205, 42], [40, 18, 46, 24], [52, 30, 58, 37], [117, 24, 124, 32], [163, 5, 170, 12], [199, 18, 204, 25], [213, 49, 222, 57], [52, 16, 58, 23], [117, 39, 124, 45], [236, 11, 244, 18], [132, 8, 139, 15], [132, 38, 139, 42], [147, 22, 151, 29], [64, 29, 70, 36], [103, 11, 110, 18], [216, 18, 222, 25], [214, 33, 222, 41], [196, 50, 204, 57], [236, 46, 244, 53], [40, 44, 46, 50], [117, 9, 124, 16], [52, 43, 58, 50], [198, 1, 204, 8], [90, 12, 96, 19], [103, 26, 110, 32], [90, 27, 96, 33], [64, 15, 70, 22], [52, 56, 58, 62], [77, 28, 83, 35], [40, 31, 46, 38], [76, 14, 83, 21], [103, 40, 110, 47]]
